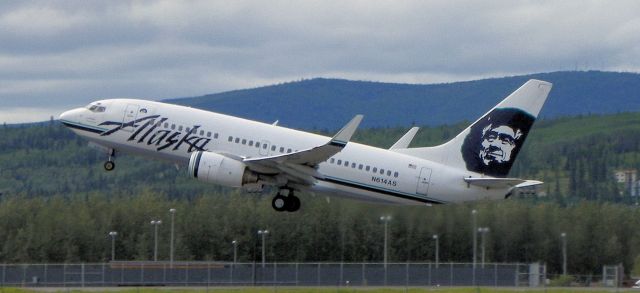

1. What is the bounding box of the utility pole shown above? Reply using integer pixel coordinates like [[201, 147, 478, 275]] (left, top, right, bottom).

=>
[[471, 209, 478, 268], [150, 220, 162, 261]]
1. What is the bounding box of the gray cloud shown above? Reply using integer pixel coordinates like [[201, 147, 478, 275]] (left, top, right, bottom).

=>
[[1, 0, 639, 122]]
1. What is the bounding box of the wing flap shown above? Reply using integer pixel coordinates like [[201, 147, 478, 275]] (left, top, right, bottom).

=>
[[464, 177, 543, 189]]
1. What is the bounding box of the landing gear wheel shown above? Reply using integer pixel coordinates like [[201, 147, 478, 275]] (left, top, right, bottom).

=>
[[104, 161, 115, 171], [286, 195, 301, 212], [271, 194, 287, 212]]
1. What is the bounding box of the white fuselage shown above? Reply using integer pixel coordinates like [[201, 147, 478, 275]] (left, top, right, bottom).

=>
[[60, 99, 511, 205]]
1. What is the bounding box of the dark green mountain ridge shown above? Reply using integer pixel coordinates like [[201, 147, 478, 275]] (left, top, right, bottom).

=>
[[165, 70, 640, 129]]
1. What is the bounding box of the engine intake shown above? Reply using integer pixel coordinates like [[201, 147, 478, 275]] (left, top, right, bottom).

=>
[[188, 151, 258, 187]]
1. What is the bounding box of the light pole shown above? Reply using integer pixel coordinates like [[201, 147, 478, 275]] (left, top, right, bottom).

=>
[[561, 232, 567, 275], [478, 227, 490, 268], [432, 234, 439, 268], [108, 231, 118, 261], [471, 209, 478, 268], [232, 240, 238, 264], [380, 215, 392, 268], [258, 230, 269, 268], [169, 208, 176, 266], [150, 220, 162, 261]]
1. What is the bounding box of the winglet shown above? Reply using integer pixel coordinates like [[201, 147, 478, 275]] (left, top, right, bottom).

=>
[[390, 127, 420, 150], [330, 115, 363, 147]]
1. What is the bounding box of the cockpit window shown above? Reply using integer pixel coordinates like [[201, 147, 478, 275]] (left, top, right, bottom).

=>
[[86, 103, 107, 113]]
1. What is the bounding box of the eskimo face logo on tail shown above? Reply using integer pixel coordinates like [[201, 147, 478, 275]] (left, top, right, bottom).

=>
[[98, 115, 211, 153], [461, 108, 534, 177]]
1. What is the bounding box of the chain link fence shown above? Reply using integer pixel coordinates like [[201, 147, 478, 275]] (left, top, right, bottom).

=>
[[0, 262, 621, 288]]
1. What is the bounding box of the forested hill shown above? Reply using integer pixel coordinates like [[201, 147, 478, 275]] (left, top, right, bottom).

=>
[[165, 70, 640, 129], [1, 113, 640, 270]]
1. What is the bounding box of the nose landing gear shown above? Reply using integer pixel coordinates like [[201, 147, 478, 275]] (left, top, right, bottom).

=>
[[103, 149, 116, 171], [271, 189, 301, 212]]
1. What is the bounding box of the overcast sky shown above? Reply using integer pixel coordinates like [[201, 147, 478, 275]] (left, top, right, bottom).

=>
[[1, 0, 639, 123]]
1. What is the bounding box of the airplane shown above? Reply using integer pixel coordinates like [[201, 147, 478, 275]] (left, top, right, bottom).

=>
[[59, 79, 552, 212]]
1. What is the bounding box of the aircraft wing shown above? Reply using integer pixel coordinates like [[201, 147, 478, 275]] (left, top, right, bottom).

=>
[[242, 115, 363, 184], [464, 177, 543, 189]]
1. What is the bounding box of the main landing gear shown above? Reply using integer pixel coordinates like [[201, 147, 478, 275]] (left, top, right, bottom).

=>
[[104, 149, 116, 171], [272, 189, 301, 212]]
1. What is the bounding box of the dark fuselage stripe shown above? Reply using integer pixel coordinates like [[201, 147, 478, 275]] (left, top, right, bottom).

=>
[[61, 121, 104, 134], [320, 177, 444, 205]]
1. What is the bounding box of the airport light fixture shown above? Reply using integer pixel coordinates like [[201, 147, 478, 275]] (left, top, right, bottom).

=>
[[478, 227, 490, 268], [169, 208, 176, 267], [108, 231, 118, 261], [258, 230, 269, 268], [232, 240, 238, 264], [561, 232, 567, 275], [380, 215, 392, 269], [432, 234, 439, 268], [471, 209, 478, 268], [150, 220, 162, 261]]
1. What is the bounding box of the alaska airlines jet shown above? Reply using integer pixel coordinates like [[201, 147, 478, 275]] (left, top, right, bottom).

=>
[[59, 79, 552, 212]]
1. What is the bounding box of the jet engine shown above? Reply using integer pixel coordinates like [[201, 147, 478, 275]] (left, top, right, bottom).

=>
[[188, 151, 259, 187]]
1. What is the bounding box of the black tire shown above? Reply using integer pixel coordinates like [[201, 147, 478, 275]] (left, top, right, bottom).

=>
[[271, 194, 287, 212], [104, 161, 115, 171], [286, 195, 301, 212]]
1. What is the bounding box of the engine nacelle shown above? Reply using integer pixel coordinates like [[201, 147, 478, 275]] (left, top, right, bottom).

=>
[[188, 151, 258, 188]]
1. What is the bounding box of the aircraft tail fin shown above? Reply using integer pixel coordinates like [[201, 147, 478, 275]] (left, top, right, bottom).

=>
[[396, 79, 552, 177]]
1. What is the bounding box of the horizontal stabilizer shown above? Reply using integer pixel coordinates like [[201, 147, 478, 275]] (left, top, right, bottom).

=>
[[390, 127, 420, 150], [464, 177, 543, 189]]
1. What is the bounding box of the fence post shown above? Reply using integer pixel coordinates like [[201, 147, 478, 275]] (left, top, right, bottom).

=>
[[81, 263, 85, 288], [428, 263, 431, 286], [317, 263, 320, 286], [273, 262, 277, 285], [339, 262, 343, 286], [102, 263, 105, 287], [295, 263, 299, 286], [405, 262, 409, 287], [140, 263, 144, 284], [449, 263, 453, 286], [186, 262, 190, 286], [494, 263, 498, 287], [44, 263, 48, 286], [362, 263, 365, 286]]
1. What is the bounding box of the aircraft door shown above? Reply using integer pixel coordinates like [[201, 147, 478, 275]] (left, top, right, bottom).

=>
[[416, 167, 432, 196], [259, 140, 270, 156], [121, 104, 140, 132]]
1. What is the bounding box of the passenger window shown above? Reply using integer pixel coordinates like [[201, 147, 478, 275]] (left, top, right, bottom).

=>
[[344, 161, 349, 167], [380, 169, 384, 175], [200, 130, 204, 136], [287, 148, 292, 153], [214, 133, 219, 139], [179, 126, 183, 131], [337, 160, 342, 165], [241, 139, 247, 145], [255, 142, 260, 148], [228, 136, 233, 142], [366, 166, 370, 171], [394, 172, 399, 178], [387, 170, 391, 176], [150, 119, 155, 125], [351, 163, 356, 168], [279, 147, 284, 153], [164, 123, 168, 128], [249, 140, 253, 146], [235, 138, 240, 143], [271, 145, 276, 151], [358, 164, 363, 170], [330, 158, 335, 164], [206, 131, 211, 137], [171, 124, 176, 130], [186, 127, 190, 133], [373, 167, 378, 173], [263, 144, 267, 149]]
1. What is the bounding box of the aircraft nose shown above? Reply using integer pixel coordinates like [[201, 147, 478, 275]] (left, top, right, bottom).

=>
[[59, 107, 84, 122]]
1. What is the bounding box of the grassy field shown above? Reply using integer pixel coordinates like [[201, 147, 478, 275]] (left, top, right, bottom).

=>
[[3, 287, 636, 293]]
